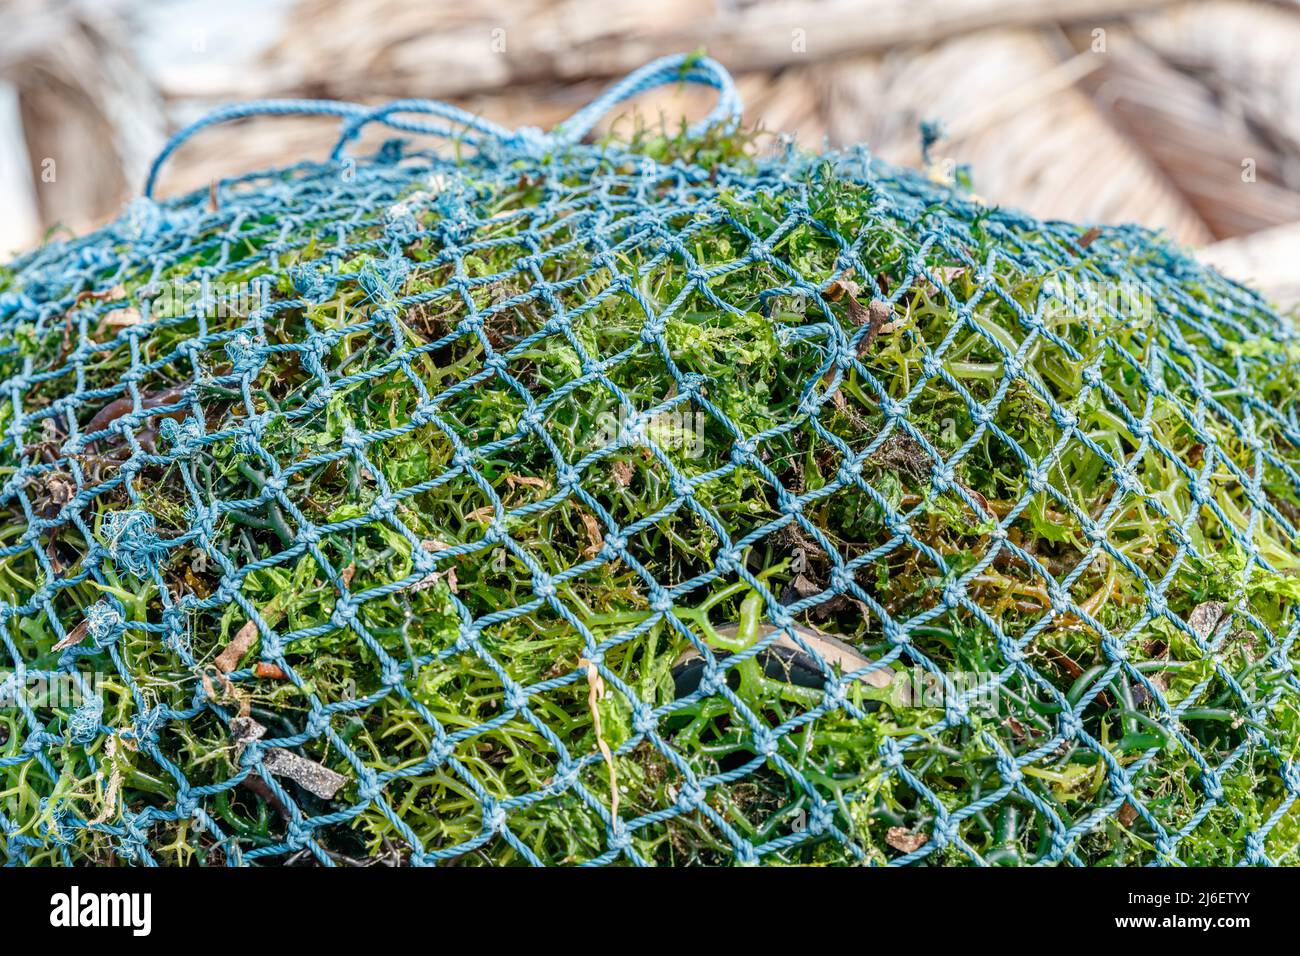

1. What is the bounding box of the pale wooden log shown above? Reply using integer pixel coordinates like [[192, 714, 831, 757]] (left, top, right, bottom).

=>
[[253, 0, 1177, 102], [0, 80, 40, 255], [1134, 1, 1300, 162], [741, 69, 829, 149], [823, 30, 1212, 245], [1198, 220, 1300, 312], [0, 0, 165, 237], [1066, 23, 1300, 240]]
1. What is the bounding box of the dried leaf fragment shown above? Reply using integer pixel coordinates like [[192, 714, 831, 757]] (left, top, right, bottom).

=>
[[412, 538, 457, 593], [1117, 801, 1139, 827], [73, 285, 126, 308], [859, 298, 893, 352], [579, 511, 604, 559], [580, 658, 619, 819], [1188, 601, 1226, 641], [505, 473, 548, 492], [787, 573, 821, 599], [820, 277, 861, 302], [263, 748, 348, 800], [841, 293, 871, 327], [52, 618, 91, 652], [214, 620, 258, 674], [1075, 226, 1102, 253], [100, 307, 142, 328], [229, 716, 347, 801], [886, 827, 928, 853], [44, 472, 75, 506]]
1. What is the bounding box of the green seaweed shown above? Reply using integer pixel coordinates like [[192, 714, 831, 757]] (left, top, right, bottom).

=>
[[2, 118, 1299, 867]]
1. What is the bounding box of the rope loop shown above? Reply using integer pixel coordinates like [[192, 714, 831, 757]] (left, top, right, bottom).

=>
[[143, 52, 741, 198]]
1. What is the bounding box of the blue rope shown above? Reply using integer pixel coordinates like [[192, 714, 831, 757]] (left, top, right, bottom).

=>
[[144, 52, 743, 199], [552, 53, 742, 144]]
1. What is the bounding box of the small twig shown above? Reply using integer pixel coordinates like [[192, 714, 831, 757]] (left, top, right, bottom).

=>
[[86, 736, 122, 826], [579, 658, 619, 821], [214, 620, 258, 674]]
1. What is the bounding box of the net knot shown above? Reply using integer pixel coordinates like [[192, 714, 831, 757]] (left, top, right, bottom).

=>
[[85, 601, 126, 649], [118, 197, 163, 241], [357, 253, 411, 301], [808, 802, 835, 836], [160, 416, 202, 457], [0, 290, 35, 320], [995, 753, 1023, 785], [289, 264, 338, 303], [225, 332, 266, 376], [101, 509, 168, 578], [503, 125, 553, 159], [67, 695, 104, 745]]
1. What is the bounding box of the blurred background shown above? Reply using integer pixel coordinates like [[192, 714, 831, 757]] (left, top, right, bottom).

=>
[[2, 0, 1298, 307]]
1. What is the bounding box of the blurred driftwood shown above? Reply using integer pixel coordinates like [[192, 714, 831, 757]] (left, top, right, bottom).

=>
[[0, 80, 39, 257], [1199, 221, 1300, 311], [255, 0, 1176, 100], [1134, 1, 1300, 167], [0, 0, 164, 242], [1066, 23, 1300, 239], [823, 29, 1212, 244]]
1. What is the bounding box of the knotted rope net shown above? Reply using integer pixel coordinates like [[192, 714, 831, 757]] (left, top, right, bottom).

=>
[[2, 54, 1298, 866]]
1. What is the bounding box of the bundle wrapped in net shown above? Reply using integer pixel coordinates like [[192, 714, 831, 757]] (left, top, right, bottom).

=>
[[2, 54, 1299, 866]]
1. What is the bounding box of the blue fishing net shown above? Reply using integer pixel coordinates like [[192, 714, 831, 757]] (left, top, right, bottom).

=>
[[2, 54, 1298, 866]]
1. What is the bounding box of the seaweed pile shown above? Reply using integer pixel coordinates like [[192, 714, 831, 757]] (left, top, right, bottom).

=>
[[2, 61, 1299, 865]]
